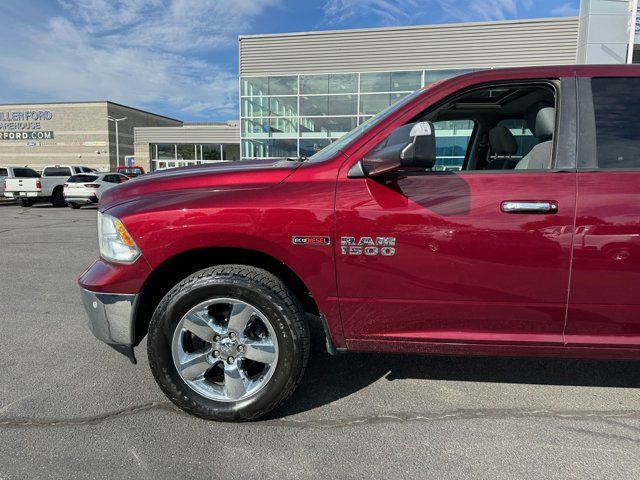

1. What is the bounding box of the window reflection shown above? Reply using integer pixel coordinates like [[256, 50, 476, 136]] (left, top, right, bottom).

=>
[[300, 75, 329, 94], [299, 117, 358, 137], [391, 71, 421, 91], [156, 144, 175, 160], [269, 76, 297, 95], [176, 144, 195, 160], [242, 139, 297, 158], [223, 144, 240, 161], [300, 95, 357, 116], [202, 144, 221, 161], [300, 139, 331, 156]]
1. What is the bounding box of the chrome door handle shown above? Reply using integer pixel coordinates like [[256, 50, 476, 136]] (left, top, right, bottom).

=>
[[501, 201, 558, 214]]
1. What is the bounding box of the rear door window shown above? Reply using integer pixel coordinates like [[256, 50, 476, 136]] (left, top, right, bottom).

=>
[[0, 168, 7, 176], [43, 167, 72, 177], [591, 77, 640, 169], [13, 168, 40, 178]]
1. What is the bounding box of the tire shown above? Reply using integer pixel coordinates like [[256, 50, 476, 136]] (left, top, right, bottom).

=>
[[19, 198, 34, 207], [603, 244, 633, 262], [147, 265, 310, 421], [51, 188, 66, 207], [68, 202, 81, 209]]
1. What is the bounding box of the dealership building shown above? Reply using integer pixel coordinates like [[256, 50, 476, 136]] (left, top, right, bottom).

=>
[[0, 101, 181, 172], [1, 0, 639, 172]]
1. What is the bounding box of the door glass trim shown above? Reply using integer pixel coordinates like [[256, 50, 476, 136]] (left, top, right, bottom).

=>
[[576, 77, 597, 170]]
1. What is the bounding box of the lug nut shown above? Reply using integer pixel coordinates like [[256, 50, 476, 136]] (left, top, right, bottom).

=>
[[214, 335, 221, 342], [237, 345, 244, 353], [227, 356, 235, 364], [213, 350, 220, 357], [229, 332, 237, 340]]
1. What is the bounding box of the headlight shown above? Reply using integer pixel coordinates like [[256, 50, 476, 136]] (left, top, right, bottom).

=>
[[98, 212, 140, 264]]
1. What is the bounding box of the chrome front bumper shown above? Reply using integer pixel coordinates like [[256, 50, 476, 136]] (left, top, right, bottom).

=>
[[80, 288, 139, 363]]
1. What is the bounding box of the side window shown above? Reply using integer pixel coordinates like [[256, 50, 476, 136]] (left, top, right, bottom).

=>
[[0, 168, 7, 176], [591, 78, 640, 169], [428, 84, 556, 172], [119, 175, 129, 182], [432, 120, 475, 171]]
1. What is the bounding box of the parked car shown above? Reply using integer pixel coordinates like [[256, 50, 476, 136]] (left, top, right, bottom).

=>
[[63, 172, 130, 209], [116, 165, 145, 178], [4, 165, 95, 207], [79, 65, 640, 421], [0, 166, 41, 200]]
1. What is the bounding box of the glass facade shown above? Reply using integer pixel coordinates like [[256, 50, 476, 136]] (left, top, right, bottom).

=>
[[240, 68, 476, 159], [151, 143, 240, 170]]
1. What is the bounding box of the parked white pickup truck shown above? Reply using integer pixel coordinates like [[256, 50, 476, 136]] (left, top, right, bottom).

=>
[[0, 166, 41, 200], [4, 165, 95, 207]]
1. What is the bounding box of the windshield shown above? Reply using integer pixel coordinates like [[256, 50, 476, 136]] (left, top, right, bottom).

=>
[[307, 89, 423, 162]]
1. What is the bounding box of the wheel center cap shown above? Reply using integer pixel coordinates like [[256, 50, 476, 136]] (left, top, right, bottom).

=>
[[218, 337, 237, 356]]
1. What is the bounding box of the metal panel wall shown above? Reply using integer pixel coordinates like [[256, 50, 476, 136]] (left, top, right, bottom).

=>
[[134, 124, 240, 144], [239, 17, 579, 76]]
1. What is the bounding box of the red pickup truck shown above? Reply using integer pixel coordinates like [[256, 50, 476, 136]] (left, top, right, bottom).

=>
[[79, 65, 640, 421]]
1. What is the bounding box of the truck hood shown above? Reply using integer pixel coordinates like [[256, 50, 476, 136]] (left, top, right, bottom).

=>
[[100, 159, 302, 210]]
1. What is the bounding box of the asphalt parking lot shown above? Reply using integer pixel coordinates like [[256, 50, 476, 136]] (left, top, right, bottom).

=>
[[1, 201, 639, 479]]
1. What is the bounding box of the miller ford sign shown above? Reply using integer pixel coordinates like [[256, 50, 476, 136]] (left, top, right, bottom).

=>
[[0, 109, 54, 140], [0, 131, 54, 140]]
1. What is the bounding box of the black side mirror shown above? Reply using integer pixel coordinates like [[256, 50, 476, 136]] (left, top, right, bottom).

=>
[[359, 121, 436, 177]]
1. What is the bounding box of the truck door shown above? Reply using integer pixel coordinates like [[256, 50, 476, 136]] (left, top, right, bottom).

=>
[[334, 79, 577, 348], [565, 76, 640, 348]]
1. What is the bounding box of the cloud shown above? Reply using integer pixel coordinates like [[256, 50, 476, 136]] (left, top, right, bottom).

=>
[[322, 0, 536, 25], [323, 0, 419, 25], [59, 0, 280, 53], [0, 0, 281, 119], [550, 3, 579, 16]]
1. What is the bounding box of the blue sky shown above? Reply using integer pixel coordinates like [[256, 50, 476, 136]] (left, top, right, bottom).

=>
[[0, 0, 579, 122]]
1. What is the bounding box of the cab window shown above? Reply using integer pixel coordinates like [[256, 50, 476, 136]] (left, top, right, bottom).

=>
[[375, 83, 558, 173], [43, 167, 72, 177]]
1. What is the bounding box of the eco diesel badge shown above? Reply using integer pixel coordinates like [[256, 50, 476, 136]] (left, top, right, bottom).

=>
[[341, 237, 396, 256], [292, 236, 331, 246]]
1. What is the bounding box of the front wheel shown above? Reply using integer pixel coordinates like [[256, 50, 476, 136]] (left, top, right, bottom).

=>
[[147, 265, 310, 421]]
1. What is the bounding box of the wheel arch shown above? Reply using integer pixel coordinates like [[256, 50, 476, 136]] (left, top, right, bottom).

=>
[[133, 247, 321, 345]]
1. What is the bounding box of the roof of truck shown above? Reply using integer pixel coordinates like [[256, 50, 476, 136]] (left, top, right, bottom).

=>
[[436, 64, 640, 87]]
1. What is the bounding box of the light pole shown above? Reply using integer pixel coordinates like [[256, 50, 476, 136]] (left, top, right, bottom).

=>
[[107, 116, 127, 168]]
